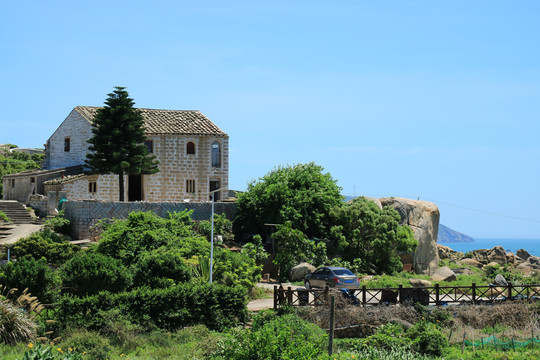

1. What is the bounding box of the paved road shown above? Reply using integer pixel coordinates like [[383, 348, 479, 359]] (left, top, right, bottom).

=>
[[0, 224, 43, 245]]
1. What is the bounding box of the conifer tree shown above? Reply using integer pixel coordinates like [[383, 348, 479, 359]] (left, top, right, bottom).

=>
[[85, 87, 159, 201]]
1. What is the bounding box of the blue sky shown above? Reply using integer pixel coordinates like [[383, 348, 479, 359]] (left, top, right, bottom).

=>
[[1, 1, 539, 238]]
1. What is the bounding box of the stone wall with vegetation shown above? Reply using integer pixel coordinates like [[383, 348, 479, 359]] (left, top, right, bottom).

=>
[[62, 200, 236, 239]]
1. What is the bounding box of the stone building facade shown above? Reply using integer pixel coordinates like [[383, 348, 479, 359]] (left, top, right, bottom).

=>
[[3, 106, 229, 203]]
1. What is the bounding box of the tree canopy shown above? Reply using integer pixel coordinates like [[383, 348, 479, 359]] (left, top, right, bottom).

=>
[[235, 162, 343, 239], [85, 87, 159, 201], [328, 197, 417, 274]]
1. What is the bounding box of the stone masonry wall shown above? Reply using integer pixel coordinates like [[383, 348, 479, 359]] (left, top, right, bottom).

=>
[[62, 200, 237, 239], [44, 109, 93, 170]]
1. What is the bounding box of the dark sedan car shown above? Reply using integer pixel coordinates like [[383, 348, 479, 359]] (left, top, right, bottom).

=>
[[304, 266, 360, 289]]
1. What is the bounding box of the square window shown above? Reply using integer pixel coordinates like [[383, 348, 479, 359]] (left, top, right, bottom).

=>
[[88, 181, 97, 194], [186, 179, 196, 193], [64, 137, 70, 152], [144, 140, 154, 153]]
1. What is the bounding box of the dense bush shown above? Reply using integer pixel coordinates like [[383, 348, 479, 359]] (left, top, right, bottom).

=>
[[97, 211, 208, 265], [131, 250, 191, 289], [60, 253, 132, 296], [213, 313, 327, 360], [43, 210, 71, 236], [56, 283, 248, 332], [10, 229, 80, 265], [213, 249, 262, 288], [407, 319, 448, 356], [328, 197, 417, 274], [0, 211, 10, 223], [198, 213, 234, 242], [235, 162, 343, 239], [0, 256, 58, 303]]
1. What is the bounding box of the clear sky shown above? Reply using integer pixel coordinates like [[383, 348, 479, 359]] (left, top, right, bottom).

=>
[[1, 1, 539, 239]]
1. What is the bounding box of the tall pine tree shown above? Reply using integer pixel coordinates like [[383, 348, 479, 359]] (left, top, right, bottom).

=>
[[85, 87, 159, 201]]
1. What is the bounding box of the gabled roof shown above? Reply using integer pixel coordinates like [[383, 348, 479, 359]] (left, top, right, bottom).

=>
[[74, 106, 228, 137]]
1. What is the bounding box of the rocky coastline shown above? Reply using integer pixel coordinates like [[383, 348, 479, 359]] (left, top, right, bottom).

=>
[[437, 244, 540, 276]]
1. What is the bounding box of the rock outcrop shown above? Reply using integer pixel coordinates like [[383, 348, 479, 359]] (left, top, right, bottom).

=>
[[516, 255, 540, 275], [431, 266, 456, 282], [460, 258, 483, 268], [516, 249, 531, 261], [289, 262, 316, 282], [472, 246, 507, 265], [437, 244, 463, 260], [379, 197, 440, 275]]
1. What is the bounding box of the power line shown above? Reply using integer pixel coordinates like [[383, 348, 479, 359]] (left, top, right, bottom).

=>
[[341, 193, 540, 224]]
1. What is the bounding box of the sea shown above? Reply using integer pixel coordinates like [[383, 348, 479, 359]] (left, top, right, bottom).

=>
[[443, 238, 540, 257]]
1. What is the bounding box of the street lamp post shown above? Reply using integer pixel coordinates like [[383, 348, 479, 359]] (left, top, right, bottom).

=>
[[206, 188, 223, 284], [209, 192, 215, 284]]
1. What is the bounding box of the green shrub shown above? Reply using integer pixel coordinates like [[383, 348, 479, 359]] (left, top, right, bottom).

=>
[[0, 211, 10, 223], [198, 213, 234, 242], [131, 250, 191, 289], [58, 329, 111, 360], [213, 313, 327, 360], [213, 249, 262, 288], [361, 322, 410, 350], [60, 253, 132, 296], [11, 229, 80, 265], [56, 283, 248, 332], [43, 210, 71, 236], [406, 319, 448, 356], [0, 256, 58, 303]]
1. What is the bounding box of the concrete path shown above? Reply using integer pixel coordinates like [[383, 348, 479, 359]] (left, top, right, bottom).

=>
[[0, 223, 43, 245]]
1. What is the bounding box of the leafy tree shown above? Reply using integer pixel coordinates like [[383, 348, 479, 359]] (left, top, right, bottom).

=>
[[85, 87, 159, 201], [272, 222, 322, 281], [235, 162, 343, 239], [328, 197, 417, 274]]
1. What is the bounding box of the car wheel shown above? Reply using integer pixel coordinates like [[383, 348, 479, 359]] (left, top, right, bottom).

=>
[[304, 280, 311, 289]]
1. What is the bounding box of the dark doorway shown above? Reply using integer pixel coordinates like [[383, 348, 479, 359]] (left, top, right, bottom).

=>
[[128, 175, 143, 201], [209, 180, 220, 201]]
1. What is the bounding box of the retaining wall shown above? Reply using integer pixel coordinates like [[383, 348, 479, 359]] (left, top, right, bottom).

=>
[[62, 200, 237, 239]]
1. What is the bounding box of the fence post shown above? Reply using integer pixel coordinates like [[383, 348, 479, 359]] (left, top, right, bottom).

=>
[[472, 283, 476, 304], [362, 285, 367, 306], [273, 285, 277, 309], [461, 330, 466, 354], [287, 286, 293, 305], [328, 296, 335, 355], [278, 284, 284, 307], [435, 284, 440, 306], [398, 285, 403, 304], [508, 282, 513, 300], [324, 284, 330, 304]]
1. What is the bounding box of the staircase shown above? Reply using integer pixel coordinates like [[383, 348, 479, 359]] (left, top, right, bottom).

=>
[[0, 200, 35, 224]]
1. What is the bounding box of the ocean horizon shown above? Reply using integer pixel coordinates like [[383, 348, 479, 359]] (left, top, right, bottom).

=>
[[442, 238, 540, 257]]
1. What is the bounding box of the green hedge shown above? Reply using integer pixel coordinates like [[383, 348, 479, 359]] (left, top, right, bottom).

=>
[[56, 283, 248, 331]]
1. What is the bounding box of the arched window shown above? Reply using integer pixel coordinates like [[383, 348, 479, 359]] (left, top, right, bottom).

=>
[[186, 141, 195, 155], [211, 142, 221, 168]]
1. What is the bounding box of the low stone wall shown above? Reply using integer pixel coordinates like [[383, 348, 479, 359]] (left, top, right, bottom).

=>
[[62, 200, 237, 239]]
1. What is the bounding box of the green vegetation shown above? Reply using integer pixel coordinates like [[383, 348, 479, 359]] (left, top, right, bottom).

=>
[[85, 87, 159, 201], [0, 145, 44, 198], [235, 162, 343, 239], [0, 211, 10, 223]]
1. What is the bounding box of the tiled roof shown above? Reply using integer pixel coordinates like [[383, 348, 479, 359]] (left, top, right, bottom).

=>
[[74, 106, 227, 137], [43, 173, 87, 185]]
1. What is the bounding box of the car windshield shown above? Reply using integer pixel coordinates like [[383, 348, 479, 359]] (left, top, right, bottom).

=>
[[332, 269, 354, 276]]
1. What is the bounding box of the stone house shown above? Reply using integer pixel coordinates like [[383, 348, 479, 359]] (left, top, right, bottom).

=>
[[3, 106, 229, 203]]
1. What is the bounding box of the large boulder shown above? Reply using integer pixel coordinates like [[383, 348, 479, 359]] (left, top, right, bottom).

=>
[[472, 246, 507, 265], [379, 197, 440, 275], [494, 274, 508, 286], [431, 266, 456, 282], [516, 255, 540, 275], [460, 258, 483, 268], [409, 278, 432, 287], [289, 262, 316, 282], [516, 249, 531, 261], [437, 244, 463, 260]]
